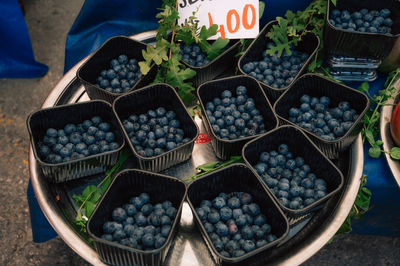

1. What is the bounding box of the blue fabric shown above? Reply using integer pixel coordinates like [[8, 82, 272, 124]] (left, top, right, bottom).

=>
[[0, 0, 48, 78], [260, 0, 313, 26], [27, 179, 57, 242], [64, 0, 160, 72]]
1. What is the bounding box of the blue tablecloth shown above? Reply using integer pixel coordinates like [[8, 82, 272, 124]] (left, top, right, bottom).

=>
[[0, 0, 48, 78], [28, 0, 400, 243]]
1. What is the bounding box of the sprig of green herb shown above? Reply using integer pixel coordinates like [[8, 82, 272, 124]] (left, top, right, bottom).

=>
[[333, 175, 370, 237], [139, 0, 229, 105], [265, 0, 328, 71], [182, 156, 243, 184], [358, 69, 400, 159], [73, 150, 131, 233]]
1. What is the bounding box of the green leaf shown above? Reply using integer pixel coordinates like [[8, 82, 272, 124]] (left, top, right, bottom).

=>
[[331, 0, 337, 6], [89, 190, 102, 203], [139, 38, 169, 75], [390, 147, 400, 160], [357, 82, 370, 94], [364, 129, 375, 146], [201, 38, 230, 60], [375, 140, 383, 146], [82, 185, 97, 199], [198, 24, 218, 40], [259, 1, 265, 19], [197, 161, 220, 172], [165, 54, 196, 105], [336, 216, 352, 234], [101, 176, 112, 193], [84, 201, 95, 218], [368, 146, 381, 158]]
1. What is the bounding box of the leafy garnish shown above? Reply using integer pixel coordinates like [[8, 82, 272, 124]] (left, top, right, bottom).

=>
[[73, 149, 131, 233], [358, 69, 400, 159], [182, 156, 243, 184], [139, 0, 229, 105]]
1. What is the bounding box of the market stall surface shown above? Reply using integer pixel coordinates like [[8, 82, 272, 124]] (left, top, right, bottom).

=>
[[0, 0, 399, 265]]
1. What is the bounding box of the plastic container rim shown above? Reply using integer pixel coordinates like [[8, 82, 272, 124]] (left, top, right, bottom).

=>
[[26, 99, 125, 167], [196, 75, 279, 144], [273, 73, 370, 144], [113, 83, 200, 161], [76, 35, 154, 97], [86, 168, 187, 255], [186, 163, 290, 263], [242, 125, 345, 214]]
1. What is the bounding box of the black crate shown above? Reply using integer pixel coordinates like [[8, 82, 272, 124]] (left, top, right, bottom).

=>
[[186, 163, 289, 265], [238, 20, 320, 103], [27, 100, 125, 183], [197, 75, 278, 160], [325, 0, 400, 60], [273, 74, 369, 159], [113, 83, 199, 172], [242, 125, 344, 220], [87, 169, 187, 266], [181, 40, 240, 88], [77, 36, 157, 103]]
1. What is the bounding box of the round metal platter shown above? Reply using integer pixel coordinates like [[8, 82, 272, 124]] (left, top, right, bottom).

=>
[[29, 31, 364, 265], [380, 79, 400, 188]]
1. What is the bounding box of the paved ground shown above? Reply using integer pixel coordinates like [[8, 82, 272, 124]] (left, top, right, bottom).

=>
[[0, 0, 399, 265]]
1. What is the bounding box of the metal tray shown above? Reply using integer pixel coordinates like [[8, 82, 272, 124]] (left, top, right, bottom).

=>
[[380, 79, 400, 188], [29, 31, 364, 265]]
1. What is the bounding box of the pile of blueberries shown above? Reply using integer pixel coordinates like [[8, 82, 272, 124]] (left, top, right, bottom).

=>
[[242, 42, 309, 88], [101, 193, 177, 250], [38, 116, 120, 164], [122, 107, 191, 157], [329, 8, 393, 34], [196, 192, 277, 258], [179, 43, 210, 67], [95, 54, 143, 94], [287, 94, 359, 140], [204, 86, 267, 140], [254, 144, 328, 209]]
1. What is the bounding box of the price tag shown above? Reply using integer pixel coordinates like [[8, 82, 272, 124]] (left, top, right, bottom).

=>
[[178, 0, 259, 40]]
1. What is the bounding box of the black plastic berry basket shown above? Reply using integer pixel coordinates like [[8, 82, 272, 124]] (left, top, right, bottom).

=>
[[87, 169, 187, 266], [113, 83, 199, 172], [181, 40, 240, 88], [27, 100, 125, 183], [197, 75, 279, 161], [274, 74, 369, 159], [242, 125, 344, 221], [325, 0, 400, 60], [238, 20, 320, 104], [77, 36, 157, 104], [186, 163, 289, 265]]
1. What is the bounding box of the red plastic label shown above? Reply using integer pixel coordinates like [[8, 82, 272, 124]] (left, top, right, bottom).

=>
[[195, 133, 211, 144]]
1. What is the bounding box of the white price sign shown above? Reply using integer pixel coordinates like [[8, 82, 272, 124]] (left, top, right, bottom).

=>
[[178, 0, 259, 39]]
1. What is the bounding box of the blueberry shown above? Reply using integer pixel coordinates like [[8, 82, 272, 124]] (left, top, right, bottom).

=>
[[161, 225, 171, 238], [142, 233, 154, 247], [112, 207, 127, 222], [239, 193, 252, 205], [215, 223, 229, 237], [113, 230, 126, 241], [232, 250, 246, 257], [219, 207, 233, 221], [212, 197, 226, 209], [241, 225, 254, 240], [242, 240, 256, 253], [221, 90, 232, 99], [101, 234, 113, 242], [103, 221, 117, 234]]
